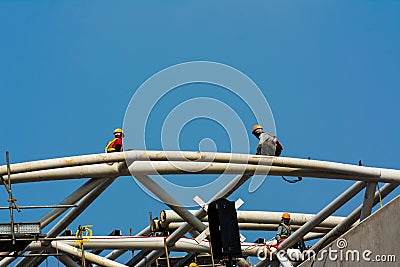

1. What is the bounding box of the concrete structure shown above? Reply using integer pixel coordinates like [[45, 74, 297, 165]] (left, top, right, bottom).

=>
[[299, 195, 399, 267]]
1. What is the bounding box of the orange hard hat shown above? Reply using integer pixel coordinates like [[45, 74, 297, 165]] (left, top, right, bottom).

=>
[[282, 213, 290, 219], [252, 124, 263, 134]]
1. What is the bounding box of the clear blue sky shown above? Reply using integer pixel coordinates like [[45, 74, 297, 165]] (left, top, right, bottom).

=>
[[1, 1, 399, 266]]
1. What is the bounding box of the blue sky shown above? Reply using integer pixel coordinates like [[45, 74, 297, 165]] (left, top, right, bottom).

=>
[[1, 1, 399, 266]]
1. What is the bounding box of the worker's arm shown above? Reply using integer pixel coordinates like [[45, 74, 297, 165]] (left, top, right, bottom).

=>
[[256, 144, 262, 155], [275, 140, 283, 156], [275, 225, 283, 242]]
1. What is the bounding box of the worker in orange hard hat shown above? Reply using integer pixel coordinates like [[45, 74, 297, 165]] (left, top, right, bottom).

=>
[[276, 213, 292, 243], [105, 128, 124, 153], [252, 124, 283, 156]]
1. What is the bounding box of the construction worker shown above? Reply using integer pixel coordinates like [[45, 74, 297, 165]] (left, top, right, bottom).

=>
[[252, 124, 283, 156], [105, 128, 124, 153], [276, 213, 292, 243]]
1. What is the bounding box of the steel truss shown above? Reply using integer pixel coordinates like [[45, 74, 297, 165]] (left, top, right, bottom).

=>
[[0, 150, 398, 267]]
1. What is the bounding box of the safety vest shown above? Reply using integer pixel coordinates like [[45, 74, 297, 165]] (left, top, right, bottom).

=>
[[105, 138, 119, 152], [279, 223, 292, 238]]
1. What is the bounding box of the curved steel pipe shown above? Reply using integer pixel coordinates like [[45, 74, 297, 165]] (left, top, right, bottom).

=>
[[3, 150, 400, 182], [162, 210, 346, 228]]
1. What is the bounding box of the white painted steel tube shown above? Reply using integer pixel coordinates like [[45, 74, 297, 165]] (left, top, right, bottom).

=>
[[0, 150, 394, 179], [0, 152, 125, 176], [27, 237, 267, 257], [47, 237, 211, 252], [48, 247, 80, 267], [254, 181, 367, 267], [134, 175, 207, 232], [359, 182, 377, 220], [130, 174, 211, 267], [136, 174, 252, 267], [167, 222, 333, 233], [4, 150, 400, 183], [50, 241, 128, 267], [94, 249, 127, 266], [0, 150, 271, 176], [277, 253, 294, 267], [92, 226, 152, 267], [311, 182, 398, 252], [125, 162, 359, 182], [8, 161, 375, 184], [0, 178, 106, 265], [303, 232, 325, 241], [132, 170, 233, 267], [9, 163, 125, 183], [46, 177, 117, 238], [279, 181, 366, 251], [6, 162, 275, 183], [237, 258, 253, 267], [40, 178, 105, 227], [162, 210, 346, 228], [12, 177, 118, 267]]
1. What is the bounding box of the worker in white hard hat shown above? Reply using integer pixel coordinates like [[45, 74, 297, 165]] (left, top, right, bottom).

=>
[[105, 128, 125, 153], [251, 124, 283, 156]]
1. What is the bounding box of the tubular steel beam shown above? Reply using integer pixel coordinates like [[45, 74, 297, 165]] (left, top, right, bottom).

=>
[[46, 177, 117, 239], [359, 182, 377, 221], [93, 226, 152, 267], [49, 241, 128, 267], [0, 177, 110, 266], [126, 250, 150, 266], [168, 222, 333, 233], [311, 182, 398, 253], [6, 161, 394, 184], [135, 174, 252, 267], [0, 151, 398, 266], [26, 237, 266, 257], [41, 178, 105, 228], [254, 181, 367, 267], [134, 175, 207, 232], [11, 177, 117, 267], [133, 174, 209, 266], [8, 179, 105, 267], [51, 249, 80, 267], [279, 181, 366, 251], [3, 150, 400, 181], [162, 210, 346, 228], [4, 151, 400, 184], [172, 252, 196, 267], [30, 248, 80, 267]]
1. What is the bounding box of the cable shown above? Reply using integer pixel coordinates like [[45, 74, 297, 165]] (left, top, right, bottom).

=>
[[376, 183, 383, 208], [281, 176, 302, 183], [280, 156, 309, 184]]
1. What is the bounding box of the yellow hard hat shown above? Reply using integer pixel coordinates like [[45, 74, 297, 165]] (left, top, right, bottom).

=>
[[189, 263, 198, 267], [113, 128, 124, 136], [282, 213, 290, 219], [252, 124, 263, 134]]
